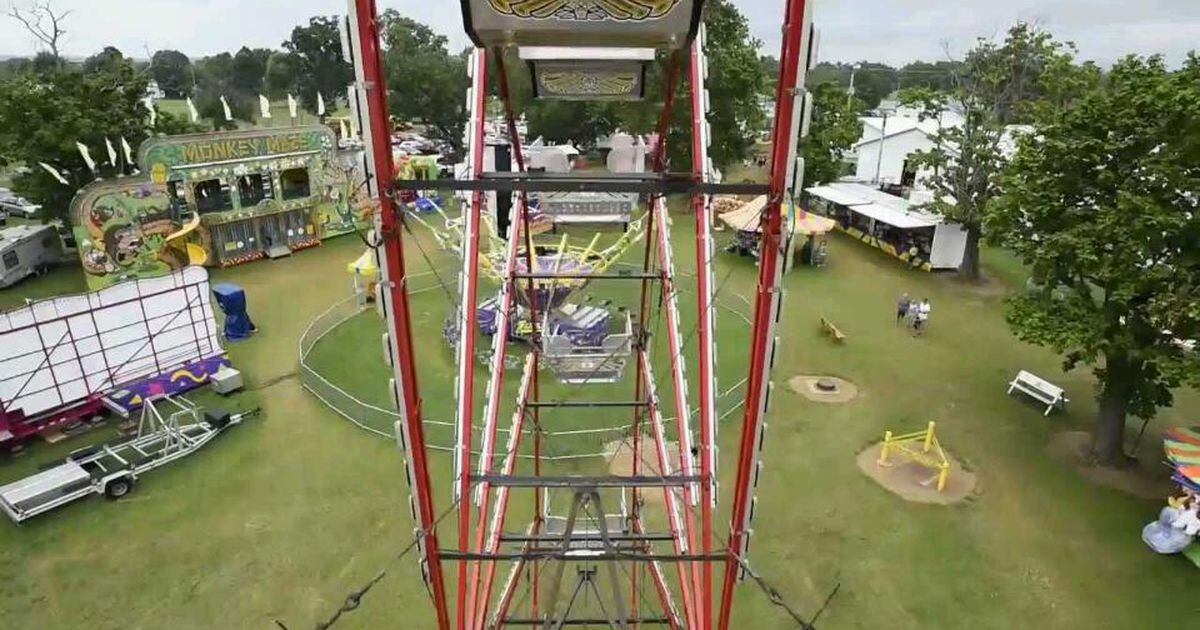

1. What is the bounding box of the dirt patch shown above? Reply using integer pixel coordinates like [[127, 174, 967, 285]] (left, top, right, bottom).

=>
[[789, 375, 860, 403], [856, 442, 978, 505], [608, 437, 681, 506], [1045, 431, 1173, 500]]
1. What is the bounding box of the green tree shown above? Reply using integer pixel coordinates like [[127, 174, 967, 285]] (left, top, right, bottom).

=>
[[283, 16, 353, 112], [897, 60, 959, 92], [847, 62, 897, 110], [381, 11, 469, 150], [150, 49, 194, 98], [0, 55, 199, 222], [902, 23, 1094, 280], [606, 0, 766, 169], [988, 54, 1200, 467], [264, 51, 301, 99], [231, 46, 271, 95], [193, 90, 254, 130], [800, 82, 862, 186], [82, 46, 126, 74]]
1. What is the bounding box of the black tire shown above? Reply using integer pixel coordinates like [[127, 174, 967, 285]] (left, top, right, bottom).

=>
[[104, 477, 133, 499]]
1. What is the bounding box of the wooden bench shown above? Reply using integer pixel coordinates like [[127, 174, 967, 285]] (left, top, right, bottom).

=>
[[1007, 370, 1069, 416], [820, 316, 846, 343]]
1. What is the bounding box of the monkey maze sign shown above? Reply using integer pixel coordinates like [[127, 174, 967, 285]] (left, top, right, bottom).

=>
[[141, 128, 333, 179]]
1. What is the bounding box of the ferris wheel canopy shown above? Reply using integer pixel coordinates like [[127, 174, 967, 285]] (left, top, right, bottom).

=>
[[462, 0, 705, 49]]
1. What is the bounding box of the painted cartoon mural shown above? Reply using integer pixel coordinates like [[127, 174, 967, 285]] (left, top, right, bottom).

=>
[[71, 126, 372, 289], [72, 182, 189, 287]]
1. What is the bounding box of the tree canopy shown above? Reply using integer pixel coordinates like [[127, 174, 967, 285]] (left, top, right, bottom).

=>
[[150, 49, 193, 98], [800, 82, 862, 186], [381, 11, 469, 151], [283, 16, 353, 112], [902, 23, 1095, 280], [989, 54, 1200, 466], [0, 51, 199, 221]]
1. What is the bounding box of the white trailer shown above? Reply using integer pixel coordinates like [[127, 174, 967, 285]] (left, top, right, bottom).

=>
[[0, 224, 63, 288], [0, 396, 257, 523]]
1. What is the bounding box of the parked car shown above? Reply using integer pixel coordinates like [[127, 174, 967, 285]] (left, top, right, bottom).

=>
[[0, 197, 41, 219]]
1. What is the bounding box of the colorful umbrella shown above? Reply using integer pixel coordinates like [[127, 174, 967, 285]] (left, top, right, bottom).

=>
[[1164, 426, 1200, 489]]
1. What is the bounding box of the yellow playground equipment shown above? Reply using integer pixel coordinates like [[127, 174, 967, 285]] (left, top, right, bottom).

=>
[[878, 421, 951, 492], [165, 212, 208, 266], [404, 199, 647, 290]]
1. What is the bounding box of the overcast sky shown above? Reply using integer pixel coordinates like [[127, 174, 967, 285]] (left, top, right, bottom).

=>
[[1, 1, 1197, 67]]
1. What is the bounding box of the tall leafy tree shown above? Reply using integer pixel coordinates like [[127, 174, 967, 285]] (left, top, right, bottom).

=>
[[150, 49, 194, 98], [264, 51, 301, 99], [283, 16, 353, 112], [988, 54, 1200, 467], [800, 82, 863, 186], [82, 46, 126, 74], [381, 11, 469, 150], [606, 0, 767, 170], [191, 52, 255, 129], [902, 23, 1096, 281], [230, 47, 272, 95], [0, 53, 199, 222]]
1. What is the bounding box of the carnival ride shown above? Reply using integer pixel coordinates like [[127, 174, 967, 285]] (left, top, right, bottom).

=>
[[346, 0, 816, 627]]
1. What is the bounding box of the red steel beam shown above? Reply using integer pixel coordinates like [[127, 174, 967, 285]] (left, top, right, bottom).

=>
[[475, 48, 545, 629], [454, 46, 490, 630], [352, 1, 450, 628], [688, 27, 717, 630], [718, 1, 810, 629]]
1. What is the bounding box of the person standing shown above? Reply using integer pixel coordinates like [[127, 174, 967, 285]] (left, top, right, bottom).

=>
[[896, 293, 911, 325], [913, 298, 931, 336]]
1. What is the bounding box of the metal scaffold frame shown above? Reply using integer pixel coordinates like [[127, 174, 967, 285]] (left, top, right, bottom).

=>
[[348, 1, 815, 628]]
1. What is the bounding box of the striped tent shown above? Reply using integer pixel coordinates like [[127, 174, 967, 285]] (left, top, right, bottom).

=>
[[1164, 426, 1200, 491]]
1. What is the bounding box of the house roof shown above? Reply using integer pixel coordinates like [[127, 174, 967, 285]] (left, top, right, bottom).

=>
[[854, 112, 964, 149]]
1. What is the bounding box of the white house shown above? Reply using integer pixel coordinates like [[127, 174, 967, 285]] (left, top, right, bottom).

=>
[[852, 111, 962, 185]]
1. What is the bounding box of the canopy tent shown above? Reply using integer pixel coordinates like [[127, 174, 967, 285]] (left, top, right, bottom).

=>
[[347, 249, 379, 279], [718, 195, 835, 235], [347, 249, 380, 304], [1165, 426, 1200, 492]]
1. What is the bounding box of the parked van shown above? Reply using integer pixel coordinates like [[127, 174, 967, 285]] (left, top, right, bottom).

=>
[[0, 224, 63, 288]]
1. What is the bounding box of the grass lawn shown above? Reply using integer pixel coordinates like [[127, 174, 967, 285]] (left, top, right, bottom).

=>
[[0, 214, 1196, 629]]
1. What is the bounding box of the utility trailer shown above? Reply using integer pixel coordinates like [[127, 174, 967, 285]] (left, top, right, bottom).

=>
[[0, 396, 257, 524]]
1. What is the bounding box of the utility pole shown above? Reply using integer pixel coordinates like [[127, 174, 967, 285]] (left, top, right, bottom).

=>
[[874, 112, 888, 184], [846, 66, 856, 108]]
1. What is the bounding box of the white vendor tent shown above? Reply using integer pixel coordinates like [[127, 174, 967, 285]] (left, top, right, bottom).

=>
[[805, 182, 967, 270]]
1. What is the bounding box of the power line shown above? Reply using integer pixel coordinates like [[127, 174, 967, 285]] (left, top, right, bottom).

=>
[[732, 553, 841, 630]]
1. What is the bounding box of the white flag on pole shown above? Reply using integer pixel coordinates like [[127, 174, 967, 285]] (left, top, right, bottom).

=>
[[38, 162, 70, 186], [105, 137, 118, 167], [220, 95, 233, 122], [186, 97, 200, 122], [120, 137, 135, 165], [142, 97, 157, 127], [287, 94, 298, 119], [259, 94, 272, 119], [76, 142, 97, 173], [317, 92, 326, 116]]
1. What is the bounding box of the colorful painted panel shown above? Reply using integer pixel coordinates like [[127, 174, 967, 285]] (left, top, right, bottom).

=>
[[537, 67, 642, 100], [466, 0, 700, 48], [488, 0, 681, 20], [105, 354, 231, 415], [70, 179, 190, 290]]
